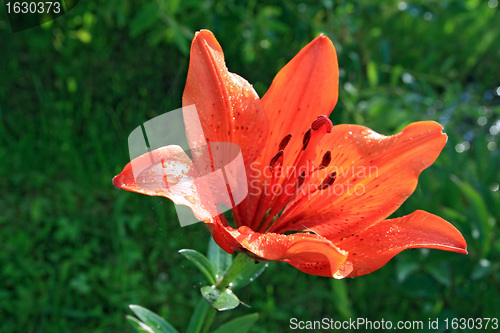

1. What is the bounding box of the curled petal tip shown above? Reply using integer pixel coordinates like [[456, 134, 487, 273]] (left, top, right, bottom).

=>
[[112, 173, 124, 189], [195, 29, 214, 37], [192, 29, 220, 50], [311, 32, 334, 45]]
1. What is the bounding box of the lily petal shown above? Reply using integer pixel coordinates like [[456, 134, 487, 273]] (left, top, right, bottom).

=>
[[334, 210, 468, 278], [209, 224, 348, 277], [271, 121, 447, 240], [248, 34, 339, 223], [112, 145, 218, 222], [182, 30, 268, 169], [260, 34, 339, 158]]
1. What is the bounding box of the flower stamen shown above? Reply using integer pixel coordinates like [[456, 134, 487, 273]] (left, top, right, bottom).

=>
[[279, 134, 292, 150], [296, 170, 306, 189], [319, 171, 337, 190], [269, 150, 284, 172], [257, 116, 334, 231], [319, 151, 332, 170]]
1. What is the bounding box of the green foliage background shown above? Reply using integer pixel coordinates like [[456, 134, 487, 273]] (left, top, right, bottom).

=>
[[1, 0, 499, 332]]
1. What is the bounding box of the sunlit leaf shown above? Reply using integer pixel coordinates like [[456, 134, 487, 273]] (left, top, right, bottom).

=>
[[179, 249, 217, 285], [126, 315, 155, 333], [200, 285, 240, 311], [129, 305, 179, 333]]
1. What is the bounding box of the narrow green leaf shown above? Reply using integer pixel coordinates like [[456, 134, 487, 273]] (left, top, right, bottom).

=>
[[179, 249, 217, 285], [200, 285, 240, 311], [129, 305, 179, 333], [186, 299, 211, 333], [470, 260, 497, 280], [451, 176, 492, 255], [231, 261, 268, 290], [126, 315, 155, 333], [426, 265, 451, 287], [211, 313, 259, 333], [367, 60, 378, 87], [129, 4, 159, 37], [390, 64, 403, 86], [207, 238, 232, 280]]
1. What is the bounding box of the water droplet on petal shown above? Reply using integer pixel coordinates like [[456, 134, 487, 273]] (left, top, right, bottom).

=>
[[334, 261, 353, 279], [184, 195, 197, 204], [165, 174, 179, 184]]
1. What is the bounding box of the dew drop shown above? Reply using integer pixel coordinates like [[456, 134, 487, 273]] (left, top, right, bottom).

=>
[[165, 174, 179, 184], [334, 261, 353, 279], [184, 195, 197, 204]]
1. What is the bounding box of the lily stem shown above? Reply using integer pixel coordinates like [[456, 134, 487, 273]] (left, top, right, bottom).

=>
[[200, 306, 216, 333], [216, 252, 250, 290]]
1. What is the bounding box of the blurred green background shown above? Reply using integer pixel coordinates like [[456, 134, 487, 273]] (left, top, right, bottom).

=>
[[1, 0, 499, 332]]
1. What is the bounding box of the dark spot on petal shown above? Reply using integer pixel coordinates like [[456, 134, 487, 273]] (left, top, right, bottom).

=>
[[302, 129, 311, 150]]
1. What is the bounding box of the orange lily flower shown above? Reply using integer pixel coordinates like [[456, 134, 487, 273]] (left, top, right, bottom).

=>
[[113, 30, 467, 278]]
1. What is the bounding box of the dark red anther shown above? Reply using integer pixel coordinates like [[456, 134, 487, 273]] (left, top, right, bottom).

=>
[[269, 150, 284, 171], [319, 171, 337, 190], [302, 129, 311, 150], [311, 115, 333, 133], [279, 134, 292, 150], [296, 171, 306, 189], [319, 151, 332, 170]]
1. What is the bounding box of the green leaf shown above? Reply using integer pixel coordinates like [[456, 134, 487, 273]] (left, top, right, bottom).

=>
[[470, 259, 496, 281], [129, 305, 179, 333], [396, 260, 420, 283], [200, 285, 240, 311], [179, 249, 217, 285], [231, 261, 269, 290], [451, 176, 492, 255], [426, 265, 451, 287], [126, 315, 155, 333], [211, 313, 259, 333], [207, 238, 232, 280], [186, 299, 211, 333], [129, 4, 159, 37], [366, 60, 378, 87]]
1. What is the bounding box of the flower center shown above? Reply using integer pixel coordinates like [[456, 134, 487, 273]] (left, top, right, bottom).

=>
[[253, 115, 336, 232]]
